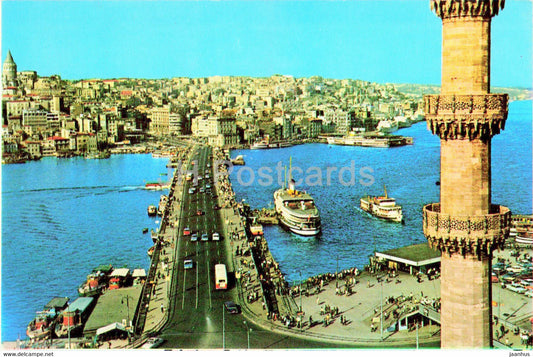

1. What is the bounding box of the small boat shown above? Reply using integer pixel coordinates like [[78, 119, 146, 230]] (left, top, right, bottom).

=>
[[147, 246, 155, 257], [27, 297, 70, 340], [78, 265, 113, 297], [360, 186, 403, 223], [145, 182, 169, 191], [157, 195, 169, 216], [27, 312, 55, 340], [147, 205, 157, 216], [108, 268, 131, 290], [142, 228, 149, 234]]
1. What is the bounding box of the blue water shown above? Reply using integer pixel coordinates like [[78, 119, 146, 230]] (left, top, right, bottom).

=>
[[1, 154, 172, 342], [229, 100, 532, 285]]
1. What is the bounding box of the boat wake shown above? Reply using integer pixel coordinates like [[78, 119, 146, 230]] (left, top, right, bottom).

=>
[[4, 185, 144, 195]]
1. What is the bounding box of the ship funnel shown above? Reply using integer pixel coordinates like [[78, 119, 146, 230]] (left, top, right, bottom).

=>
[[288, 178, 296, 192]]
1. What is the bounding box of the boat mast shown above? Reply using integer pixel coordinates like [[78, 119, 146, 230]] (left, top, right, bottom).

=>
[[384, 185, 387, 198]]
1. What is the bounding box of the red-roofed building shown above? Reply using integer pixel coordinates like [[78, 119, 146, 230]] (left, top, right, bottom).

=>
[[120, 90, 133, 98]]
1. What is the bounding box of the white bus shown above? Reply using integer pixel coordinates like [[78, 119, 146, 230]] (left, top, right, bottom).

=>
[[214, 264, 227, 290]]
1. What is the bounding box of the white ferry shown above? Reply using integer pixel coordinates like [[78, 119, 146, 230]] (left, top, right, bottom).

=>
[[274, 178, 321, 236], [360, 186, 403, 223]]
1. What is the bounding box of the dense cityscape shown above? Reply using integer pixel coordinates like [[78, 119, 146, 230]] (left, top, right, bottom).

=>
[[3, 50, 529, 163]]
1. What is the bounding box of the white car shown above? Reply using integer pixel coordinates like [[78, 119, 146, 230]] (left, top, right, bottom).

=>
[[524, 290, 533, 298], [142, 337, 165, 349], [184, 259, 194, 269], [212, 232, 220, 241]]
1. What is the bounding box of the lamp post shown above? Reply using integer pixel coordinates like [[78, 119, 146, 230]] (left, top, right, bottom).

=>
[[67, 301, 71, 349], [243, 320, 251, 349], [380, 279, 383, 340], [121, 295, 133, 340]]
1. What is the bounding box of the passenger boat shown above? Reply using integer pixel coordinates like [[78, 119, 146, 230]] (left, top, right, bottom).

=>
[[147, 205, 157, 216], [360, 186, 403, 223], [274, 163, 321, 236], [54, 297, 95, 338], [78, 265, 113, 297]]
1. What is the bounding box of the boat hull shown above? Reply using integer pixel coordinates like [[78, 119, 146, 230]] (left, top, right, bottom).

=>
[[278, 215, 321, 236]]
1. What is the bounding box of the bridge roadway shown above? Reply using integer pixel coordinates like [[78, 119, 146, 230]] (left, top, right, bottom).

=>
[[156, 146, 355, 349]]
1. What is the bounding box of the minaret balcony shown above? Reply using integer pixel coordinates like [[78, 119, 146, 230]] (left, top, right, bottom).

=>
[[423, 94, 508, 140], [423, 203, 511, 256]]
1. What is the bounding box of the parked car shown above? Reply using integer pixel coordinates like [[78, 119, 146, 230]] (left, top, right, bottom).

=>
[[507, 266, 523, 274], [201, 233, 209, 242], [525, 290, 533, 298], [141, 337, 165, 349], [183, 227, 191, 236], [212, 232, 220, 241], [191, 233, 198, 242], [507, 284, 527, 294]]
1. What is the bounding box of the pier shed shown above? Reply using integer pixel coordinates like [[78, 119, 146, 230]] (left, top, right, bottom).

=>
[[83, 286, 141, 337], [375, 243, 440, 275]]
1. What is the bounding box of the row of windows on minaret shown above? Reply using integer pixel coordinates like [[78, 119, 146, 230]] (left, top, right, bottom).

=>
[[3, 50, 18, 87]]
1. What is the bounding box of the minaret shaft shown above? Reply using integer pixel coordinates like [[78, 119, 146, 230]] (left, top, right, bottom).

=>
[[423, 0, 510, 349]]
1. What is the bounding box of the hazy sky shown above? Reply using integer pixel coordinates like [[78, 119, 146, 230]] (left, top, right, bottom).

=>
[[1, 0, 531, 87]]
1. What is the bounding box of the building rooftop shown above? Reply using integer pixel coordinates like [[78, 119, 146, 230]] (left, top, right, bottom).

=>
[[376, 243, 441, 267]]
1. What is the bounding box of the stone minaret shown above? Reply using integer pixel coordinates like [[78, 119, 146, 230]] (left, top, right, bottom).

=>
[[422, 0, 511, 348], [2, 50, 17, 86]]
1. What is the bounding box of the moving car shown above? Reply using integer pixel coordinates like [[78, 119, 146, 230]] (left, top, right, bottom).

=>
[[141, 337, 165, 349], [224, 301, 240, 314], [184, 259, 194, 270]]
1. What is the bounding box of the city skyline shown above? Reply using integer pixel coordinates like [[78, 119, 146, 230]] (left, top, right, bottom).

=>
[[1, 0, 531, 88]]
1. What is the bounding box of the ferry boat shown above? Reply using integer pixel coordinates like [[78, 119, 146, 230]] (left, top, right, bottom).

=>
[[274, 168, 321, 236], [147, 205, 157, 216], [78, 265, 114, 297], [251, 136, 292, 149], [54, 297, 95, 338], [326, 134, 413, 148], [360, 186, 403, 223]]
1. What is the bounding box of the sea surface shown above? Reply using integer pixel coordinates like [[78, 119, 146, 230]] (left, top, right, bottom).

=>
[[1, 154, 171, 342], [229, 100, 532, 285], [1, 101, 531, 342]]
